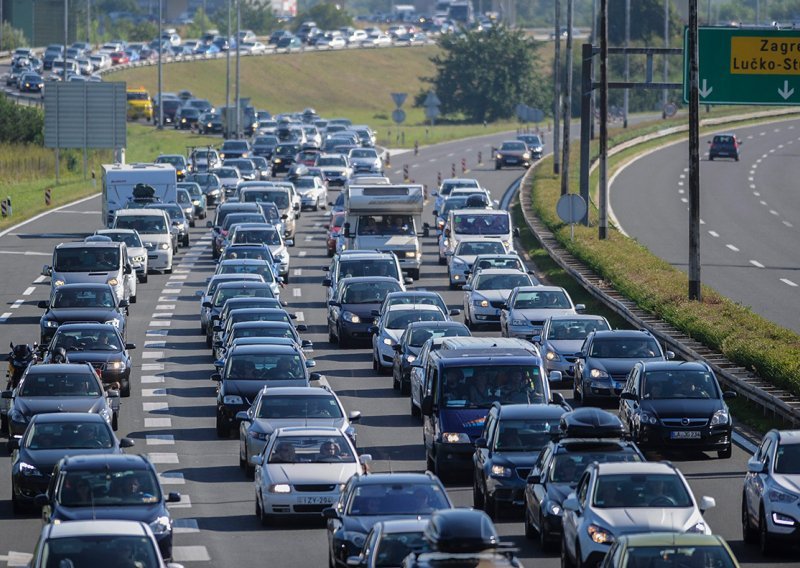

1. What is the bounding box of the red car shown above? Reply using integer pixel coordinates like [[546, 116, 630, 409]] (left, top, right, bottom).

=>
[[296, 149, 321, 167], [326, 211, 346, 257], [110, 51, 130, 65]]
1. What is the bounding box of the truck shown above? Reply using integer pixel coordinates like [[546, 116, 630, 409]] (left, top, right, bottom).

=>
[[448, 0, 475, 25], [102, 163, 178, 227], [342, 184, 427, 279]]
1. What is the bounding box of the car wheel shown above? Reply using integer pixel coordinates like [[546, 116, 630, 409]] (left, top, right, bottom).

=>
[[206, 333, 212, 348], [472, 476, 485, 509], [216, 413, 231, 438], [524, 506, 537, 540], [189, 219, 196, 228], [121, 382, 131, 398], [182, 235, 190, 247], [433, 453, 448, 482], [283, 273, 289, 285], [540, 513, 555, 552], [426, 450, 435, 474], [573, 379, 582, 403], [410, 396, 420, 418], [200, 323, 207, 335], [130, 294, 137, 304], [484, 488, 498, 520], [708, 155, 714, 161], [718, 444, 732, 459], [165, 268, 173, 274], [111, 412, 119, 431], [742, 495, 757, 544], [438, 255, 446, 266], [495, 162, 501, 170], [11, 491, 24, 514], [328, 326, 337, 344], [759, 508, 774, 556], [392, 368, 400, 390], [139, 273, 148, 284]]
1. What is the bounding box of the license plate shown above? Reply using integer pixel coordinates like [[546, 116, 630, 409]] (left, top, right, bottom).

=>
[[671, 431, 701, 439], [148, 255, 158, 260], [298, 496, 335, 505], [507, 159, 518, 163]]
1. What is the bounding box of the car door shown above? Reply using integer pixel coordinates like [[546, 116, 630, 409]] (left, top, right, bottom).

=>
[[746, 435, 773, 521], [411, 342, 430, 409], [563, 471, 590, 560], [526, 446, 553, 528], [475, 410, 497, 488], [500, 288, 515, 335], [422, 364, 439, 453], [619, 365, 640, 430]]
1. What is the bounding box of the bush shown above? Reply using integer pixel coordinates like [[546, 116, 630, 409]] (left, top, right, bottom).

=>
[[0, 95, 43, 145]]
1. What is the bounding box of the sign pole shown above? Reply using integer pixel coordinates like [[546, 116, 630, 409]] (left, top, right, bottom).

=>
[[688, 0, 701, 300], [157, 0, 163, 129], [598, 0, 608, 240], [560, 0, 574, 196], [553, 0, 561, 175]]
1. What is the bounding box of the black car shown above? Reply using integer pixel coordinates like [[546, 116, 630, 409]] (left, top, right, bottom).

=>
[[199, 111, 223, 134], [708, 132, 740, 161], [473, 402, 569, 519], [253, 135, 279, 159], [516, 134, 544, 159], [175, 107, 200, 129], [221, 243, 276, 263], [3, 363, 121, 440], [153, 97, 182, 125], [270, 143, 300, 174], [36, 454, 181, 560], [42, 323, 136, 397], [494, 140, 532, 170], [323, 472, 453, 568], [522, 408, 645, 550], [392, 321, 470, 394], [10, 413, 133, 513], [184, 172, 223, 205], [19, 72, 44, 93], [220, 139, 251, 159], [38, 283, 128, 345], [619, 360, 736, 458], [327, 277, 404, 348]]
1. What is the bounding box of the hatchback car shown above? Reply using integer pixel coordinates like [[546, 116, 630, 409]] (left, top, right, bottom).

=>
[[327, 277, 404, 348], [600, 533, 739, 568], [38, 283, 128, 345], [535, 315, 611, 382], [500, 285, 583, 341], [462, 269, 536, 330], [495, 140, 532, 169], [371, 304, 448, 374], [447, 238, 508, 288], [346, 519, 428, 568], [708, 133, 740, 161]]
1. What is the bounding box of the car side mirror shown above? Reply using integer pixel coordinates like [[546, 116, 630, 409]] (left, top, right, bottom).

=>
[[404, 277, 413, 285], [619, 391, 638, 401], [448, 309, 461, 316], [723, 391, 737, 400], [432, 210, 438, 217], [421, 395, 433, 416], [285, 239, 294, 247], [513, 227, 520, 236], [37, 300, 49, 309], [305, 360, 317, 368], [431, 191, 438, 196], [210, 373, 222, 381], [302, 339, 314, 349], [462, 285, 472, 291], [550, 392, 568, 407], [527, 473, 541, 485], [250, 455, 263, 466], [322, 507, 339, 520], [322, 278, 332, 287], [444, 250, 453, 257], [235, 411, 250, 422], [119, 438, 135, 448], [125, 343, 136, 350], [346, 555, 365, 567], [575, 303, 586, 313], [367, 326, 378, 335], [123, 265, 132, 274], [202, 301, 213, 308], [167, 492, 182, 503], [548, 371, 562, 383], [562, 496, 580, 512], [747, 457, 767, 474], [707, 140, 712, 144], [206, 220, 213, 228], [293, 203, 300, 210], [1, 390, 13, 399], [348, 410, 361, 422], [296, 324, 308, 332], [665, 350, 675, 360], [532, 335, 541, 343], [328, 300, 340, 307], [475, 437, 487, 449], [392, 344, 402, 352], [699, 496, 716, 513], [118, 299, 129, 308], [195, 290, 204, 297], [212, 325, 222, 332]]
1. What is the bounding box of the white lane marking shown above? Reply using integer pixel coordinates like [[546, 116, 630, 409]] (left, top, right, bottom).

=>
[[145, 417, 172, 428], [699, 219, 705, 225], [293, 268, 302, 276], [759, 131, 766, 136], [293, 288, 302, 297], [141, 375, 165, 384], [781, 278, 798, 287], [428, 158, 436, 163], [148, 452, 180, 464], [726, 244, 740, 252], [146, 434, 175, 445], [174, 519, 200, 534], [143, 402, 169, 412], [680, 197, 688, 203], [0, 551, 33, 566], [678, 189, 684, 194], [10, 300, 23, 309], [770, 210, 779, 216], [34, 275, 46, 283], [447, 152, 455, 157], [778, 144, 785, 149], [783, 220, 794, 227], [169, 274, 188, 280], [151, 312, 173, 319], [708, 231, 719, 237], [411, 163, 419, 168], [679, 173, 685, 179], [22, 287, 35, 296], [168, 495, 192, 509], [158, 472, 184, 485], [141, 362, 165, 372], [148, 321, 172, 327], [683, 167, 689, 172], [746, 135, 754, 139], [146, 329, 169, 336], [158, 296, 179, 303], [144, 340, 166, 348], [749, 260, 765, 268], [0, 312, 14, 323], [295, 311, 305, 322], [774, 128, 781, 132], [748, 177, 754, 181], [142, 388, 167, 397], [677, 181, 684, 186], [299, 251, 307, 257], [164, 281, 183, 288], [141, 351, 164, 359], [0, 250, 50, 256], [753, 191, 760, 196], [160, 288, 180, 295], [172, 545, 209, 561], [155, 304, 175, 310], [749, 170, 755, 175], [756, 158, 762, 163], [174, 269, 191, 274], [305, 235, 313, 242], [769, 148, 776, 153], [760, 200, 768, 206]]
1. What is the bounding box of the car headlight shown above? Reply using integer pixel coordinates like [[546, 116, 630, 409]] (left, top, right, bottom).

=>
[[107, 278, 119, 286], [160, 242, 170, 250], [442, 432, 470, 444], [772, 512, 798, 526], [473, 299, 489, 308], [404, 251, 416, 258], [105, 318, 120, 328], [587, 523, 614, 544], [207, 122, 213, 127], [686, 521, 708, 533], [406, 354, 416, 363], [107, 361, 125, 370], [522, 152, 530, 159], [269, 483, 291, 493], [545, 349, 560, 361], [149, 516, 172, 535], [547, 502, 562, 516], [512, 319, 531, 327], [18, 461, 42, 477], [223, 395, 244, 405], [53, 279, 65, 287], [589, 368, 609, 379], [496, 153, 502, 160], [768, 489, 799, 504], [490, 465, 513, 478], [710, 409, 729, 426], [248, 430, 269, 441], [43, 320, 59, 328], [639, 411, 658, 425], [442, 238, 449, 247], [192, 200, 200, 205], [341, 311, 360, 323], [382, 337, 394, 346], [273, 158, 282, 163]]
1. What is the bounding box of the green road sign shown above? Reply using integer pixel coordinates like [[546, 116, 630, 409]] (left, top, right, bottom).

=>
[[684, 27, 800, 105]]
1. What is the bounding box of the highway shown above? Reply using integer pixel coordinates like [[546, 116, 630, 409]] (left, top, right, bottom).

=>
[[610, 118, 800, 334], [0, 130, 795, 567]]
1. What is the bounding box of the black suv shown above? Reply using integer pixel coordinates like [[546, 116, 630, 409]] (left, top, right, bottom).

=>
[[619, 360, 736, 458], [708, 133, 740, 161], [522, 408, 645, 550]]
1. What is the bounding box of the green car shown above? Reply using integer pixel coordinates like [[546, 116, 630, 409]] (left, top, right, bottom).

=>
[[600, 533, 739, 568]]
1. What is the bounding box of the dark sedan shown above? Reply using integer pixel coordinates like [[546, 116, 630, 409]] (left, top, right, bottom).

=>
[[494, 140, 532, 170], [199, 111, 223, 134], [619, 360, 736, 458], [38, 283, 128, 345], [270, 143, 300, 174], [392, 321, 470, 394], [327, 277, 404, 348], [10, 413, 133, 513], [175, 107, 200, 130], [253, 135, 279, 158], [19, 72, 44, 93], [42, 323, 136, 397]]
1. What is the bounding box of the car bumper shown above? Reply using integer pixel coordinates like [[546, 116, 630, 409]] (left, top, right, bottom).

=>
[[399, 257, 421, 271], [449, 267, 469, 286], [486, 477, 527, 508], [545, 358, 578, 378], [376, 343, 395, 367], [636, 425, 731, 452], [763, 503, 800, 538], [470, 305, 502, 324], [497, 156, 531, 167], [323, 176, 347, 187], [505, 325, 541, 340], [218, 402, 248, 427], [205, 189, 222, 205], [581, 378, 627, 399], [262, 490, 341, 516], [300, 195, 319, 207], [339, 321, 374, 342], [13, 472, 51, 502], [40, 327, 57, 345], [147, 250, 172, 270], [434, 440, 474, 470]]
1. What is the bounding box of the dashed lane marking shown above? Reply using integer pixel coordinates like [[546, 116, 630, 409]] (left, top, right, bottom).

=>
[[1, 312, 14, 322], [750, 260, 765, 268], [142, 351, 165, 359], [148, 321, 172, 327], [146, 329, 168, 336], [295, 311, 305, 322], [770, 210, 779, 216], [155, 304, 175, 310], [22, 287, 35, 296], [293, 288, 302, 297], [293, 268, 302, 276], [146, 434, 175, 445], [144, 340, 166, 348], [145, 417, 172, 428], [781, 278, 798, 287], [0, 551, 32, 566], [299, 251, 307, 257], [10, 300, 23, 309], [142, 388, 167, 397], [169, 274, 188, 280], [143, 402, 169, 412], [167, 494, 192, 508], [174, 519, 200, 534], [0, 250, 49, 256], [158, 472, 184, 485], [726, 244, 740, 252], [147, 452, 180, 464], [141, 375, 165, 384], [151, 312, 173, 319], [33, 275, 46, 284], [172, 546, 209, 562], [783, 220, 794, 227]]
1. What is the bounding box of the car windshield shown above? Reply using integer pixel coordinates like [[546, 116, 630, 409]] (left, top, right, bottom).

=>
[[643, 370, 719, 400], [157, 156, 184, 167], [224, 141, 248, 150], [268, 434, 354, 464], [53, 288, 116, 308], [475, 273, 531, 291], [147, 205, 182, 220], [227, 160, 254, 173], [217, 168, 239, 178], [623, 545, 736, 568], [54, 248, 120, 272], [223, 246, 272, 261], [257, 395, 343, 419], [441, 197, 469, 215], [58, 469, 161, 507], [593, 473, 692, 508], [41, 535, 160, 567], [317, 156, 346, 167], [53, 329, 122, 352], [441, 180, 479, 195], [501, 142, 526, 151], [350, 149, 376, 158], [26, 421, 113, 450], [179, 184, 203, 199], [231, 326, 295, 342], [387, 295, 446, 313], [232, 228, 280, 246], [243, 190, 290, 208], [494, 419, 560, 452], [386, 309, 446, 330], [474, 257, 525, 272], [775, 443, 800, 474], [547, 319, 609, 340], [222, 214, 266, 230], [590, 338, 661, 359], [342, 281, 402, 304], [356, 215, 414, 236], [713, 135, 735, 146], [99, 232, 142, 248], [457, 241, 505, 256], [522, 135, 542, 146], [219, 263, 275, 283], [339, 260, 400, 280], [347, 483, 450, 516], [440, 365, 547, 408], [453, 213, 510, 235], [512, 290, 570, 309], [275, 145, 298, 156], [549, 451, 643, 483], [408, 325, 466, 347], [115, 215, 166, 234], [213, 286, 272, 306], [375, 532, 427, 567], [227, 353, 303, 379], [20, 373, 101, 397], [255, 136, 278, 146]]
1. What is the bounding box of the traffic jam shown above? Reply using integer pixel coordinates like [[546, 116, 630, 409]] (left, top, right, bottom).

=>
[[1, 110, 796, 568]]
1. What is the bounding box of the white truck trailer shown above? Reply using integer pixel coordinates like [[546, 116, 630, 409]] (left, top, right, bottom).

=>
[[102, 163, 178, 227]]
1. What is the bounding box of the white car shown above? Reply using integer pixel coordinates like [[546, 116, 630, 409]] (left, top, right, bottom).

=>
[[561, 461, 715, 568], [446, 238, 507, 289], [293, 175, 328, 210], [252, 426, 370, 523], [371, 304, 447, 374], [362, 33, 392, 47], [95, 228, 149, 284], [229, 223, 292, 282], [432, 178, 482, 217], [347, 148, 382, 174]]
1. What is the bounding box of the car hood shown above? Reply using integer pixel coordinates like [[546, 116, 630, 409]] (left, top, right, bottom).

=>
[[488, 453, 539, 469], [439, 408, 487, 439], [354, 235, 416, 249], [593, 506, 702, 535], [772, 474, 800, 495], [383, 328, 405, 343], [472, 290, 512, 302], [46, 308, 122, 323], [350, 157, 378, 166], [22, 447, 119, 473], [265, 463, 360, 485], [511, 308, 576, 320], [586, 358, 643, 375], [126, 247, 147, 257], [340, 303, 381, 319], [54, 503, 164, 523], [642, 399, 722, 419], [16, 396, 107, 416], [452, 255, 479, 266], [546, 340, 586, 355], [225, 379, 308, 401], [343, 512, 432, 536], [545, 482, 574, 505], [251, 417, 346, 433], [52, 272, 116, 285], [59, 351, 125, 365]]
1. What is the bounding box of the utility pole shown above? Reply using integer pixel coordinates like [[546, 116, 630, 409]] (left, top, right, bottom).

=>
[[560, 0, 574, 196], [598, 0, 608, 239], [623, 0, 630, 128], [688, 0, 701, 300], [225, 0, 231, 139], [64, 0, 69, 73], [706, 0, 711, 25], [235, 0, 241, 139], [590, 0, 597, 139], [157, 0, 163, 129], [86, 0, 91, 44], [553, 0, 561, 175], [663, 0, 669, 116]]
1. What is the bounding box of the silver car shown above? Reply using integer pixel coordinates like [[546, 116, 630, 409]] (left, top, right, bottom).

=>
[[293, 175, 328, 211], [95, 229, 149, 284], [446, 238, 507, 289], [562, 461, 715, 567], [462, 268, 536, 330], [500, 285, 585, 341], [237, 386, 361, 475], [347, 147, 382, 173], [534, 315, 610, 380]]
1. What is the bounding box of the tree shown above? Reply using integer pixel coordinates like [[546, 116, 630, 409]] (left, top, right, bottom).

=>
[[212, 0, 280, 36], [609, 0, 682, 44], [0, 22, 27, 51], [183, 8, 216, 39], [294, 3, 353, 30], [417, 26, 550, 123]]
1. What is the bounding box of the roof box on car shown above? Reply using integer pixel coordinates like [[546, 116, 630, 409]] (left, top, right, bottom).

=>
[[559, 407, 625, 439]]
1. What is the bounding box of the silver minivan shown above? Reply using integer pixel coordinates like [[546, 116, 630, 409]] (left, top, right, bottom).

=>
[[42, 240, 136, 304], [112, 209, 174, 273]]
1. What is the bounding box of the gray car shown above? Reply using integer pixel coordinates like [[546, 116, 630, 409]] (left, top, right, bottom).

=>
[[534, 315, 611, 380], [462, 269, 536, 330], [347, 147, 382, 173], [500, 285, 585, 341], [95, 228, 149, 284], [447, 238, 508, 289]]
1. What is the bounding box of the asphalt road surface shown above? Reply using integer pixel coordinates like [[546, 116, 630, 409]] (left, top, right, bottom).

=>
[[610, 118, 800, 334], [0, 131, 794, 568]]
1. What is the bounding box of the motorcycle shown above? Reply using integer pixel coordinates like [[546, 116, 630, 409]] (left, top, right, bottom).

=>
[[2, 342, 36, 433]]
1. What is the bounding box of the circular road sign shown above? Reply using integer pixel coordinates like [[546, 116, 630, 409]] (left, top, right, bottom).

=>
[[664, 102, 677, 118], [556, 193, 587, 224], [392, 109, 406, 124]]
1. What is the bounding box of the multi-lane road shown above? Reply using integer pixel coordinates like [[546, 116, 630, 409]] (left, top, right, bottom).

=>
[[0, 130, 796, 568], [611, 118, 800, 334]]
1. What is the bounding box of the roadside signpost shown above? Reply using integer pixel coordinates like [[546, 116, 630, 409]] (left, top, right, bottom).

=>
[[684, 27, 800, 105]]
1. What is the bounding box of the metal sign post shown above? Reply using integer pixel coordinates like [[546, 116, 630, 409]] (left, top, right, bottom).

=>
[[688, 0, 701, 301]]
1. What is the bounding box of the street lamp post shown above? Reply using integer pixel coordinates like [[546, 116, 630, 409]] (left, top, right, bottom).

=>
[[225, 0, 231, 139], [157, 0, 163, 129], [235, 0, 241, 139]]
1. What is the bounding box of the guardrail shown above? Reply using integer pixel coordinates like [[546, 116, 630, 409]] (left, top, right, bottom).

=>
[[516, 107, 800, 426]]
